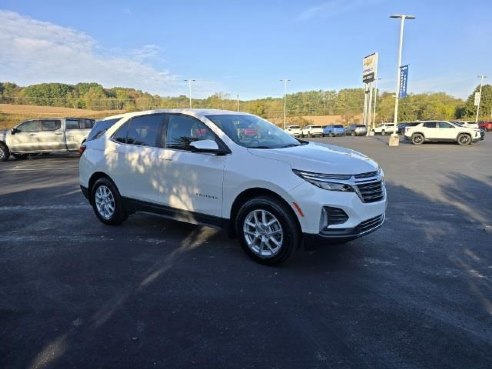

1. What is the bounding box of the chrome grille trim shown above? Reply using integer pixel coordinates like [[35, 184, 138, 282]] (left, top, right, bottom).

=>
[[355, 181, 384, 203]]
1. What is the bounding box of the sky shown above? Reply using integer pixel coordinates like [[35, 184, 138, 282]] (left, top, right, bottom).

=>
[[0, 0, 490, 100]]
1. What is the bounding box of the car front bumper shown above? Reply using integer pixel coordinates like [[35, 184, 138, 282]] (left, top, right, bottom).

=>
[[303, 213, 385, 248]]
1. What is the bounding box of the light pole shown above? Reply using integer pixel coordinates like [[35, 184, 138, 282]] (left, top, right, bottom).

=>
[[372, 78, 381, 133], [184, 79, 195, 108], [280, 79, 291, 129], [390, 14, 415, 146], [475, 75, 487, 123]]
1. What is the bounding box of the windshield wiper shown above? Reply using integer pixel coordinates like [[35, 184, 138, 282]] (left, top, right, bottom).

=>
[[279, 143, 300, 148]]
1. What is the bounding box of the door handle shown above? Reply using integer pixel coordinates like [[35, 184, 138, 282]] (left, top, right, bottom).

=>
[[55, 132, 63, 135]]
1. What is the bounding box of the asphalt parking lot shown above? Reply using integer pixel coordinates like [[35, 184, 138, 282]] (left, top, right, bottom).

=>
[[1, 136, 491, 369]]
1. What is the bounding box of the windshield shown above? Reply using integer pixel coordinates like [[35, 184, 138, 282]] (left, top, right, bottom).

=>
[[206, 114, 301, 149]]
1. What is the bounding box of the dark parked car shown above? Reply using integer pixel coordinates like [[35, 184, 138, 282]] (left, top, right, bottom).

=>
[[345, 124, 367, 136], [397, 121, 420, 134]]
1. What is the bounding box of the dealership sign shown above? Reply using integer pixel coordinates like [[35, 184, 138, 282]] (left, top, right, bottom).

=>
[[474, 92, 481, 106], [362, 52, 378, 83]]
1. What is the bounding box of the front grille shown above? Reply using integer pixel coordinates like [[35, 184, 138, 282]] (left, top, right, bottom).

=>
[[356, 214, 385, 234], [356, 180, 384, 203]]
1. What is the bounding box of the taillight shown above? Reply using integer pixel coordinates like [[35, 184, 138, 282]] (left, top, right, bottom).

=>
[[79, 145, 86, 156]]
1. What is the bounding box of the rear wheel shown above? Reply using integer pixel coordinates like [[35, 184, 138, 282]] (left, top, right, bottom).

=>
[[236, 196, 300, 265], [457, 133, 471, 146], [412, 133, 424, 145], [0, 143, 10, 161], [91, 177, 127, 225]]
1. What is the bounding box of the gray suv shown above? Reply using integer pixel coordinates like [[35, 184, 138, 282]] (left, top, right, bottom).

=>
[[346, 124, 367, 136]]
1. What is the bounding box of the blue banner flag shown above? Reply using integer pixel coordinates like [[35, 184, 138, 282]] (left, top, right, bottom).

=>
[[399, 65, 409, 98]]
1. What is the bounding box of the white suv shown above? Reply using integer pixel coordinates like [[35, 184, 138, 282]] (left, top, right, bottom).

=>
[[372, 123, 397, 135], [284, 125, 302, 137], [404, 121, 481, 145], [301, 125, 323, 137], [79, 110, 387, 265]]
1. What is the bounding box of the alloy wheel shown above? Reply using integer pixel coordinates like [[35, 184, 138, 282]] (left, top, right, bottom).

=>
[[243, 209, 284, 258], [95, 185, 116, 220]]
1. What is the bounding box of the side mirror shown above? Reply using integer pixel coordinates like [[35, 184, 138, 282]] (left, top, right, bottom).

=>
[[189, 139, 221, 153], [11, 128, 19, 135]]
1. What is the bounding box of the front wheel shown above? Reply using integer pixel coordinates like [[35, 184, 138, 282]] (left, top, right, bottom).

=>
[[0, 143, 10, 162], [236, 196, 300, 265], [91, 177, 127, 225], [457, 134, 471, 146], [412, 133, 424, 145]]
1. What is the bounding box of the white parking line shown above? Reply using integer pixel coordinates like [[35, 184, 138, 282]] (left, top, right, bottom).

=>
[[0, 204, 90, 211]]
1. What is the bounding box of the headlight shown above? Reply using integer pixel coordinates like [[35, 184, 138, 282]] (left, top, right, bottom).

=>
[[293, 169, 355, 192]]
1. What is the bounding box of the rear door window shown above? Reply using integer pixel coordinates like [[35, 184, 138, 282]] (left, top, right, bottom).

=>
[[41, 120, 62, 131], [112, 114, 165, 147]]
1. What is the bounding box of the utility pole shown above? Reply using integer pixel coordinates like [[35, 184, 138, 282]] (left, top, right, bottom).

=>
[[184, 79, 195, 108]]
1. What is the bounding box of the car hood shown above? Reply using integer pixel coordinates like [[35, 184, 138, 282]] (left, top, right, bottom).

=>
[[248, 142, 379, 174]]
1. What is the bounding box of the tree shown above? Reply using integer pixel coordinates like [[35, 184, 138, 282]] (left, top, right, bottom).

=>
[[463, 84, 492, 120]]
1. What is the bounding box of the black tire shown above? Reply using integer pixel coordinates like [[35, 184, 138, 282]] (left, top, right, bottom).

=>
[[12, 153, 28, 160], [412, 133, 424, 145], [0, 143, 10, 162], [457, 133, 471, 146], [236, 196, 300, 265], [91, 177, 127, 225]]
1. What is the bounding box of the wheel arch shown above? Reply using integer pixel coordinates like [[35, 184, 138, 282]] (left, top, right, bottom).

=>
[[87, 172, 116, 204], [228, 187, 302, 238]]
